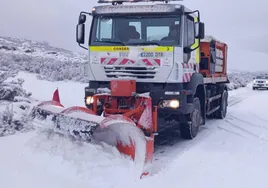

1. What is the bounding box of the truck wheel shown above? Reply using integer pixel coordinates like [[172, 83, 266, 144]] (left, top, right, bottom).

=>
[[180, 97, 201, 139], [216, 90, 228, 119]]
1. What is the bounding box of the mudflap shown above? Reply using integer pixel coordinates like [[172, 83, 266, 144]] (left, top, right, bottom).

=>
[[29, 101, 152, 178]]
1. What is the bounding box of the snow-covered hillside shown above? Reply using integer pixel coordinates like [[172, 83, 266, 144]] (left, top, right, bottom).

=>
[[0, 36, 88, 82]]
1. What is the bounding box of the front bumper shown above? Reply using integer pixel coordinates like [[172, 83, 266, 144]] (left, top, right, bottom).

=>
[[84, 82, 196, 133], [84, 85, 193, 115], [253, 83, 268, 88]]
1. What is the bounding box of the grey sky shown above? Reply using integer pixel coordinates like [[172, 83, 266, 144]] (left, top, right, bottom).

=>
[[0, 0, 267, 54], [0, 0, 95, 52]]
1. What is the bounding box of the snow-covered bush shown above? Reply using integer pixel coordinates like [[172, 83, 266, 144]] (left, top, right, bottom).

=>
[[0, 76, 33, 136], [0, 100, 33, 136], [0, 77, 32, 100], [227, 71, 256, 90], [0, 52, 88, 83]]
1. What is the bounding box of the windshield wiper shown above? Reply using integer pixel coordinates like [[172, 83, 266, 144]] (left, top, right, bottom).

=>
[[95, 40, 125, 46], [128, 42, 160, 46]]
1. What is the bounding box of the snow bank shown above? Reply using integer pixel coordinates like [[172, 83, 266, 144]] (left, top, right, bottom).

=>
[[0, 131, 144, 188]]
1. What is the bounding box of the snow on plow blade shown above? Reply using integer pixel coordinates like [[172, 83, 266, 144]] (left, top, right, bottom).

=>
[[29, 82, 156, 178], [30, 101, 101, 141]]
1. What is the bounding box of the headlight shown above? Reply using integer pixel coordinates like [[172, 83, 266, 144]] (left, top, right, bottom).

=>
[[169, 100, 180, 108], [86, 96, 94, 104], [160, 99, 180, 108]]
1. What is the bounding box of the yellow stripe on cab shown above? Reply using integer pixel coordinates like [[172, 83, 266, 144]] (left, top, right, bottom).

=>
[[89, 46, 174, 52]]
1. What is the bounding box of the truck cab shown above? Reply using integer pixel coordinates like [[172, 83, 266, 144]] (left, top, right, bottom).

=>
[[76, 0, 204, 86]]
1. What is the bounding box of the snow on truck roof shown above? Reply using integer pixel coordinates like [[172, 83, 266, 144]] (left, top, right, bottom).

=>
[[93, 0, 197, 14], [201, 35, 225, 44], [98, 0, 183, 4], [93, 4, 183, 14]]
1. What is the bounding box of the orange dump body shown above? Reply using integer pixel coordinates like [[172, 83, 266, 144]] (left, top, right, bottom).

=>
[[199, 39, 228, 78]]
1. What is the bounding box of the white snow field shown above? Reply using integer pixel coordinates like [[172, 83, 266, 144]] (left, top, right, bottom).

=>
[[1, 71, 268, 188]]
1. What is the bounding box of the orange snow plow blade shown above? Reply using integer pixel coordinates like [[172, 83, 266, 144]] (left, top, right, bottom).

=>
[[29, 80, 157, 178]]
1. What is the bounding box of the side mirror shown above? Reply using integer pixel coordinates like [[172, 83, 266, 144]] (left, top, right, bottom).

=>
[[79, 14, 86, 24], [76, 24, 85, 44], [76, 11, 91, 50], [195, 22, 205, 39]]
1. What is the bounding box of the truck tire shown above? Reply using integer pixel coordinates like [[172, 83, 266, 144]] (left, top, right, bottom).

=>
[[215, 90, 228, 119], [180, 97, 201, 139]]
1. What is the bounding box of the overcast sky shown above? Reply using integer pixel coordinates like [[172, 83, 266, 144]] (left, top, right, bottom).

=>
[[1, 0, 268, 53]]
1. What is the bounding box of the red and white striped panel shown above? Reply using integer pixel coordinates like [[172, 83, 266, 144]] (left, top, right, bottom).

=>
[[182, 72, 193, 82], [100, 57, 160, 66], [142, 58, 160, 66], [183, 62, 199, 72], [182, 62, 195, 83], [182, 62, 194, 69]]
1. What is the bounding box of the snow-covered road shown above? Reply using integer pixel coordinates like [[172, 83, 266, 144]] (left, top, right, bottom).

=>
[[1, 74, 268, 188]]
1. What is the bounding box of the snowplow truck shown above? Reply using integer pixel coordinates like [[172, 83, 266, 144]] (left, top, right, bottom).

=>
[[30, 0, 229, 178]]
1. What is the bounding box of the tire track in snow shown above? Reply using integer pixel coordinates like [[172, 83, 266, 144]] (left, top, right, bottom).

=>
[[220, 89, 268, 142], [151, 117, 224, 176], [227, 115, 268, 131], [227, 84, 264, 107], [217, 126, 248, 139], [151, 126, 212, 176], [228, 97, 247, 107], [227, 90, 253, 107], [249, 112, 268, 124], [224, 119, 268, 142]]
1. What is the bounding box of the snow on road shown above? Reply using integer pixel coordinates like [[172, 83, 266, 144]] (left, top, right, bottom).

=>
[[1, 75, 268, 188]]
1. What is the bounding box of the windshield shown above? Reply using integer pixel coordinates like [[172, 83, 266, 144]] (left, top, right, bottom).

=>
[[89, 15, 181, 46], [256, 76, 268, 79]]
